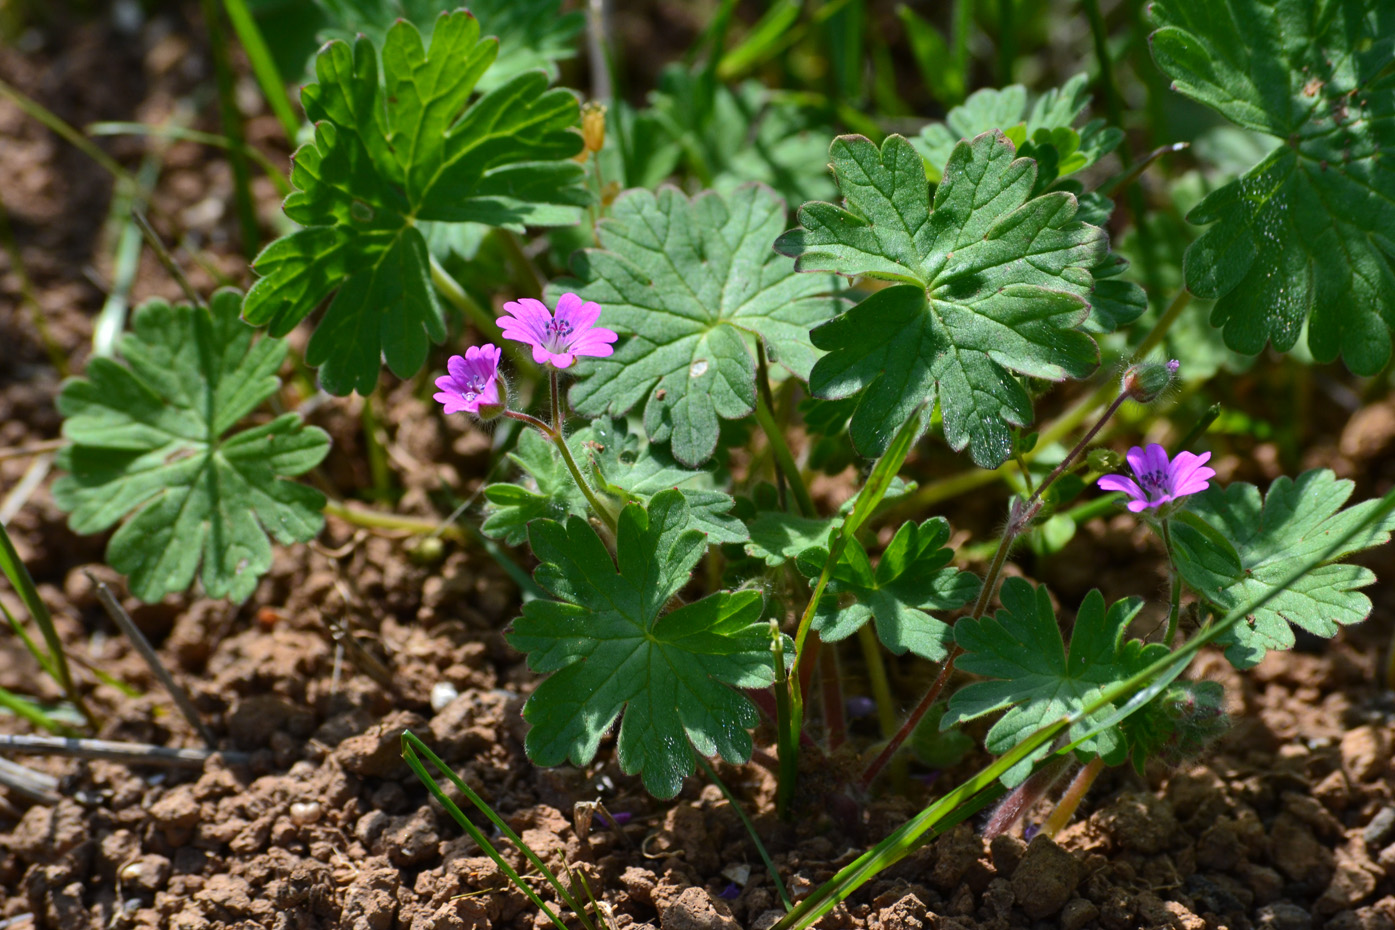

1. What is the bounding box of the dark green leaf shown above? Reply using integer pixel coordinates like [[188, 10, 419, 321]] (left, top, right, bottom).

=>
[[507, 491, 780, 798], [315, 0, 583, 92], [556, 184, 846, 466], [946, 579, 1166, 782], [813, 518, 978, 659], [1150, 0, 1395, 373], [1173, 470, 1395, 668], [482, 418, 746, 547], [52, 291, 329, 602], [775, 132, 1104, 466], [244, 12, 588, 394]]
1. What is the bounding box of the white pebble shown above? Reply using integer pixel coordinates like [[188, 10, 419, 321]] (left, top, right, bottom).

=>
[[431, 682, 459, 712], [290, 801, 322, 825]]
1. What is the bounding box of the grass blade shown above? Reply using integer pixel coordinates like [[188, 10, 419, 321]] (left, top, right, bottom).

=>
[[220, 0, 301, 140], [402, 731, 597, 930], [0, 521, 89, 725]]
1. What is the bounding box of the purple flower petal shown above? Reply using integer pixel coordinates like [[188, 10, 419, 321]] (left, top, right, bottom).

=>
[[496, 293, 620, 368], [1100, 443, 1215, 513]]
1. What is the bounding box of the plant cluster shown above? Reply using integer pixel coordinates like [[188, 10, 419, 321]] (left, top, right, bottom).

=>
[[13, 0, 1395, 925]]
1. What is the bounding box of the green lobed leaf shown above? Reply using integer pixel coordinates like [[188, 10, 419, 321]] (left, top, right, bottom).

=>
[[481, 418, 746, 546], [741, 476, 918, 568], [775, 132, 1105, 467], [51, 291, 330, 603], [244, 12, 589, 395], [813, 518, 979, 660], [315, 0, 583, 93], [1150, 0, 1395, 373], [507, 490, 781, 798], [912, 74, 1123, 186], [555, 183, 847, 466], [945, 578, 1166, 783], [1171, 469, 1395, 669]]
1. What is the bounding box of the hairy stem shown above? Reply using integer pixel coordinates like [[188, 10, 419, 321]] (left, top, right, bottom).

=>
[[1042, 756, 1105, 838], [862, 392, 1129, 788], [506, 409, 618, 536], [1162, 519, 1182, 647]]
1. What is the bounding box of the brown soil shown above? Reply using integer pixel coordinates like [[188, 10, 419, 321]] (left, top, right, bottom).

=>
[[4, 7, 1395, 930]]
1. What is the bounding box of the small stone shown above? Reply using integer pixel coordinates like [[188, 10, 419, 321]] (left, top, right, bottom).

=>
[[120, 854, 172, 894], [290, 801, 322, 826], [1256, 900, 1313, 930], [1010, 834, 1079, 919], [1364, 808, 1395, 849], [1060, 897, 1099, 930], [1340, 727, 1389, 783], [430, 681, 459, 712]]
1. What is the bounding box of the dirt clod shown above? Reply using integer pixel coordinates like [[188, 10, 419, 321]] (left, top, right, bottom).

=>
[[658, 886, 741, 930], [1010, 834, 1079, 919]]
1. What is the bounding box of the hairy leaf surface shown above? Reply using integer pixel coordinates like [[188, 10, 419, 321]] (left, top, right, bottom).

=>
[[482, 418, 745, 546], [1171, 470, 1395, 668], [946, 579, 1164, 782], [776, 132, 1104, 466], [316, 0, 583, 92], [52, 292, 329, 603], [813, 518, 979, 659], [245, 12, 588, 394], [507, 491, 779, 798], [1150, 0, 1395, 372], [555, 184, 846, 465]]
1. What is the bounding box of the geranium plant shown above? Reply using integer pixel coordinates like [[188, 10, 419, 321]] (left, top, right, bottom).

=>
[[37, 0, 1395, 926]]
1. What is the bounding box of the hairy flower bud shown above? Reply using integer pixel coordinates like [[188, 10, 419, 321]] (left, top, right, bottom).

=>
[[1087, 448, 1124, 474], [581, 101, 607, 154], [1121, 358, 1180, 404]]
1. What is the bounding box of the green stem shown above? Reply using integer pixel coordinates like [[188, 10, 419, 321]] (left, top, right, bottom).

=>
[[323, 500, 467, 541], [753, 395, 817, 518], [506, 410, 617, 535], [1161, 519, 1182, 647]]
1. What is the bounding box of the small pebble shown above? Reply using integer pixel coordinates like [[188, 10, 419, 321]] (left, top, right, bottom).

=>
[[430, 682, 459, 712], [290, 801, 322, 826]]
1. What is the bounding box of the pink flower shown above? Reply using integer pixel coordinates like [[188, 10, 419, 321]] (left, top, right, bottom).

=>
[[1098, 443, 1215, 513], [434, 344, 504, 417], [496, 293, 618, 369]]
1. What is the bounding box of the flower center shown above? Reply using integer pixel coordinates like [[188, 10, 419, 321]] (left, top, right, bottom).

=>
[[544, 317, 574, 351], [1138, 468, 1169, 497]]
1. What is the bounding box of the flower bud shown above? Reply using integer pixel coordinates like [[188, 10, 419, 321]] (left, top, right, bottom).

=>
[[1087, 447, 1124, 474], [475, 377, 509, 421], [581, 101, 607, 154], [1121, 358, 1179, 404]]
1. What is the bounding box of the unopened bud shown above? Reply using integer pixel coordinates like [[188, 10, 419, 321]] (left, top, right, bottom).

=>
[[476, 377, 509, 421], [1121, 358, 1179, 404], [1087, 448, 1123, 474], [581, 102, 607, 154]]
